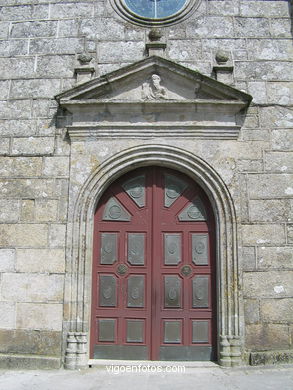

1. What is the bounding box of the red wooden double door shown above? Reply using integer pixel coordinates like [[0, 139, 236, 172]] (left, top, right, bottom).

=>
[[91, 167, 216, 361]]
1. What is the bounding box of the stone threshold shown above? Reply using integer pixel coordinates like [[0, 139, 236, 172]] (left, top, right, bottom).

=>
[[88, 359, 218, 368], [0, 354, 61, 370]]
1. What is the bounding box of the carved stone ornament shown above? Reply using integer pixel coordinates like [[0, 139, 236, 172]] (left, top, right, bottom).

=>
[[56, 56, 252, 140], [142, 74, 167, 100]]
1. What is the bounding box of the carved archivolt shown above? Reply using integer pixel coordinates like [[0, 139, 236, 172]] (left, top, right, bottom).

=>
[[64, 144, 242, 368]]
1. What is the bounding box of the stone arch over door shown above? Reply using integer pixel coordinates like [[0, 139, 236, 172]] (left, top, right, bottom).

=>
[[63, 144, 242, 369]]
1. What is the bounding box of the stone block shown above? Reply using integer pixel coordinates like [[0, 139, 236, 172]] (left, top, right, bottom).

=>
[[43, 156, 70, 177], [0, 138, 9, 155], [0, 4, 49, 21], [35, 199, 58, 222], [0, 80, 9, 100], [20, 200, 35, 222], [243, 271, 293, 298], [235, 61, 293, 81], [244, 299, 259, 324], [1, 273, 64, 302], [250, 350, 293, 366], [29, 37, 84, 55], [270, 18, 292, 38], [0, 224, 48, 247], [257, 247, 293, 270], [0, 249, 15, 272], [10, 79, 61, 99], [50, 2, 94, 19], [247, 174, 293, 198], [242, 246, 256, 270], [0, 57, 37, 80], [0, 119, 37, 137], [261, 299, 293, 322], [9, 39, 29, 56], [16, 248, 65, 273], [272, 129, 293, 151], [288, 224, 293, 244], [264, 152, 293, 173], [0, 355, 61, 370], [249, 199, 288, 223], [36, 55, 76, 78], [240, 1, 289, 17], [186, 16, 234, 38], [245, 324, 290, 351], [0, 179, 56, 198], [248, 81, 267, 104], [262, 107, 293, 128], [267, 82, 293, 106], [168, 40, 202, 61], [0, 100, 31, 119], [242, 224, 285, 245], [12, 136, 54, 155], [0, 302, 15, 329], [49, 224, 66, 248], [58, 19, 79, 37], [237, 159, 263, 173], [0, 22, 9, 39], [234, 17, 270, 38], [80, 18, 124, 40], [16, 303, 63, 331], [10, 21, 58, 38], [0, 329, 61, 356], [0, 199, 20, 223], [207, 0, 239, 16], [0, 157, 42, 177], [98, 41, 144, 62], [247, 39, 292, 61], [241, 130, 270, 142]]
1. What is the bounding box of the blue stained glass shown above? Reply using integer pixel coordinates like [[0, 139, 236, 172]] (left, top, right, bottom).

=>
[[124, 0, 187, 19]]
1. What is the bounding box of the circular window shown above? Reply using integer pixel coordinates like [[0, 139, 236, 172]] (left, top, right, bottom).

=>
[[111, 0, 201, 27]]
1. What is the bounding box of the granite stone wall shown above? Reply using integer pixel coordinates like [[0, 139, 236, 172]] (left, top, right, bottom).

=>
[[0, 0, 292, 368]]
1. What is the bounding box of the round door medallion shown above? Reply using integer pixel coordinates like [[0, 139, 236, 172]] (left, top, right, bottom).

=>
[[116, 264, 128, 275], [111, 0, 201, 27], [181, 265, 192, 276]]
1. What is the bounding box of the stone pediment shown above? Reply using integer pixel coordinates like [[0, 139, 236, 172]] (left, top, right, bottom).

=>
[[56, 56, 252, 139]]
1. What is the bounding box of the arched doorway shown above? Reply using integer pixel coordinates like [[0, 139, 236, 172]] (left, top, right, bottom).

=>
[[90, 166, 217, 361]]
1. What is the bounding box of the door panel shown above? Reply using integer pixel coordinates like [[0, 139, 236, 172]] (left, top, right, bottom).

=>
[[91, 167, 216, 361]]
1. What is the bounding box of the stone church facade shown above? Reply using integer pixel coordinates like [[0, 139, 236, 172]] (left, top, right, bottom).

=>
[[0, 0, 292, 369]]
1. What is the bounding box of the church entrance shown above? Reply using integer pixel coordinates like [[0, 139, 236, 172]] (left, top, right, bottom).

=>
[[90, 166, 217, 361]]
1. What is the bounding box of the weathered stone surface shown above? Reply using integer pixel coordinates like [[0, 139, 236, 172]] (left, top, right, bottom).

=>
[[235, 61, 293, 81], [267, 82, 293, 106], [0, 302, 15, 329], [264, 152, 293, 173], [0, 100, 31, 119], [36, 55, 76, 78], [240, 1, 289, 18], [261, 299, 293, 322], [16, 303, 63, 331], [50, 2, 94, 19], [257, 247, 293, 270], [270, 18, 292, 38], [1, 273, 64, 302], [287, 224, 293, 244], [249, 199, 288, 222], [248, 81, 267, 104], [272, 129, 293, 151], [0, 224, 48, 247], [43, 156, 70, 177], [247, 39, 292, 61], [35, 199, 58, 222], [0, 4, 48, 21], [0, 157, 42, 177], [0, 119, 37, 137], [0, 199, 20, 223], [29, 37, 84, 55], [16, 248, 65, 273], [20, 200, 35, 222], [243, 271, 293, 298], [80, 18, 124, 40], [186, 17, 234, 38], [10, 21, 57, 38], [12, 137, 55, 155], [237, 159, 263, 173], [246, 324, 290, 351], [244, 299, 259, 324], [0, 179, 56, 198], [0, 57, 36, 80], [0, 355, 61, 370], [250, 350, 293, 366], [10, 79, 61, 99], [259, 107, 293, 128], [242, 246, 256, 271], [98, 41, 145, 62], [168, 40, 202, 61], [0, 249, 15, 272], [242, 224, 285, 245], [49, 224, 66, 248], [0, 138, 9, 155], [247, 174, 293, 198], [0, 329, 61, 356]]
